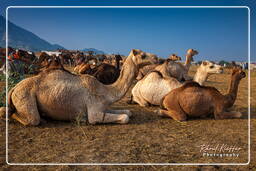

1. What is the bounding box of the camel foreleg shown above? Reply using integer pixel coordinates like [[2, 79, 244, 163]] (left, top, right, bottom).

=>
[[105, 109, 132, 117], [88, 112, 129, 124], [157, 109, 187, 121], [215, 111, 242, 119]]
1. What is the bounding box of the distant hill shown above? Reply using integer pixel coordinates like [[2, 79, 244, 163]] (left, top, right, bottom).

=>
[[0, 16, 65, 51], [81, 48, 105, 54]]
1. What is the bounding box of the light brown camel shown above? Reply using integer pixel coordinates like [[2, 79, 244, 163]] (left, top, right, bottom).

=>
[[168, 54, 182, 61], [136, 49, 198, 81], [158, 67, 245, 121], [136, 54, 181, 80], [158, 48, 198, 81], [0, 49, 152, 126]]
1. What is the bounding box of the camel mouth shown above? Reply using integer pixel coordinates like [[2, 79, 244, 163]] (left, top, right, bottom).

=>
[[218, 68, 224, 73]]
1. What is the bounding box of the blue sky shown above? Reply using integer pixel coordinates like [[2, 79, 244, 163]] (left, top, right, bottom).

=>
[[1, 0, 255, 62]]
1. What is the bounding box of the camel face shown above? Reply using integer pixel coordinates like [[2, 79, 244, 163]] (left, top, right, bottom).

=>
[[169, 54, 181, 61], [232, 67, 246, 79], [130, 49, 155, 66], [201, 61, 223, 74], [186, 49, 198, 62]]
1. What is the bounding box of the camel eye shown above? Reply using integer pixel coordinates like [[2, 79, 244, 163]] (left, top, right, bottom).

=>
[[209, 65, 214, 69]]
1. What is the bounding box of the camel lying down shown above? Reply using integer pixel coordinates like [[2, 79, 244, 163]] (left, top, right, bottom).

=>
[[158, 67, 245, 121], [0, 49, 153, 126]]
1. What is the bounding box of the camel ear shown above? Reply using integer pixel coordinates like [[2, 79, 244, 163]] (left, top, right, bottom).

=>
[[202, 61, 208, 66]]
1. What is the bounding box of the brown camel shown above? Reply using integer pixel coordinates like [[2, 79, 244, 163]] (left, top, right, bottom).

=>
[[158, 67, 246, 121], [91, 55, 123, 84]]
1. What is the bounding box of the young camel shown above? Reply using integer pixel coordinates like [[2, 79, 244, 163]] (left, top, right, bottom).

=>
[[1, 49, 152, 126], [131, 60, 223, 106], [158, 67, 245, 121], [136, 54, 181, 80]]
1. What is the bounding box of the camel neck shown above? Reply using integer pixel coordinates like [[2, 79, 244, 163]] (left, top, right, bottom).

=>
[[184, 54, 192, 71], [224, 75, 241, 108], [193, 68, 208, 85], [116, 59, 120, 70], [107, 57, 136, 103]]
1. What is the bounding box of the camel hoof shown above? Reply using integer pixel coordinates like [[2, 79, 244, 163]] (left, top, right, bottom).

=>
[[119, 114, 129, 124]]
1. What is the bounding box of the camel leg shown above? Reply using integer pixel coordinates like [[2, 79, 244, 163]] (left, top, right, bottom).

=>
[[11, 95, 41, 126], [88, 112, 129, 124], [215, 111, 242, 119], [105, 109, 132, 117], [132, 95, 150, 107], [157, 109, 187, 121]]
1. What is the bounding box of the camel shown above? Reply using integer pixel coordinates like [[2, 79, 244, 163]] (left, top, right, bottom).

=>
[[136, 49, 198, 81], [168, 54, 181, 61], [158, 67, 245, 121], [91, 55, 123, 84], [131, 60, 223, 106], [0, 49, 152, 126], [161, 48, 198, 81], [73, 58, 97, 74], [136, 54, 181, 80], [74, 55, 124, 84]]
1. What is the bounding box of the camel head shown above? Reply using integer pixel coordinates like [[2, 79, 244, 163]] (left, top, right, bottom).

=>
[[169, 54, 181, 61], [231, 67, 246, 80], [201, 61, 224, 74], [186, 49, 198, 62], [115, 55, 123, 62], [129, 49, 155, 68]]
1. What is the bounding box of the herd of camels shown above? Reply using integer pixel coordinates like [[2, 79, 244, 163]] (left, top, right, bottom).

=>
[[0, 48, 246, 126]]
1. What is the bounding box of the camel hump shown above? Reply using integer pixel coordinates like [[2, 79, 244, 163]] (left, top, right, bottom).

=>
[[150, 70, 163, 78], [182, 81, 201, 89]]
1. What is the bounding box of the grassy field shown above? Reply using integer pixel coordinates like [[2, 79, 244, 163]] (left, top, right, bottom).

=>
[[0, 66, 255, 170]]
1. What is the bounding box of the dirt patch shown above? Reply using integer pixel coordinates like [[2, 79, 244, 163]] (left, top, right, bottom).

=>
[[0, 66, 255, 170]]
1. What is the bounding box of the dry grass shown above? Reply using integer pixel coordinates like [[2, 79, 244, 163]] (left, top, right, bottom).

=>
[[0, 66, 255, 170]]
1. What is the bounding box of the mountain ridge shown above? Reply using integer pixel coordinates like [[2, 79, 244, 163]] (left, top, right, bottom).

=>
[[0, 16, 65, 51]]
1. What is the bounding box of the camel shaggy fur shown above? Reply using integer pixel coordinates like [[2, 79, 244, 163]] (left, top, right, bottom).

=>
[[131, 61, 223, 106], [158, 67, 245, 121], [1, 49, 151, 126]]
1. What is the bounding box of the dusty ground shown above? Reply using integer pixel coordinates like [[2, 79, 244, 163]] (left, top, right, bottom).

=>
[[0, 66, 255, 170]]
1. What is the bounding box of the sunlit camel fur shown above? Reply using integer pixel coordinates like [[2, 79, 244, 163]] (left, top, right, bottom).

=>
[[131, 61, 223, 106], [158, 67, 245, 121], [0, 49, 152, 126], [136, 54, 181, 80]]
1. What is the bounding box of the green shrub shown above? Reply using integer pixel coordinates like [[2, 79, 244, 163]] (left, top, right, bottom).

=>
[[0, 72, 24, 107]]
